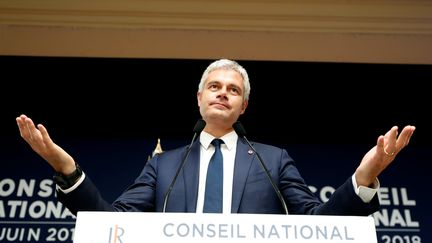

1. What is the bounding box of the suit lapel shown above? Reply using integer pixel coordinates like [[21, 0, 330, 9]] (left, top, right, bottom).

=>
[[231, 139, 254, 213], [183, 140, 200, 212]]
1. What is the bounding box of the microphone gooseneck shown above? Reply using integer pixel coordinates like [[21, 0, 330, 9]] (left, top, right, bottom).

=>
[[232, 121, 289, 215], [162, 119, 206, 212], [192, 119, 206, 139]]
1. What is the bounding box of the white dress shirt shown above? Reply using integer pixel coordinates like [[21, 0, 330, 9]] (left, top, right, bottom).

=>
[[196, 130, 238, 214]]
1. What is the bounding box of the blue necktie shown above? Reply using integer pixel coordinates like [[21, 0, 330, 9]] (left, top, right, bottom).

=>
[[203, 139, 224, 213]]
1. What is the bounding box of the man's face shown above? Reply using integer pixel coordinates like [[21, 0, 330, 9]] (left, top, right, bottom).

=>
[[197, 69, 248, 128]]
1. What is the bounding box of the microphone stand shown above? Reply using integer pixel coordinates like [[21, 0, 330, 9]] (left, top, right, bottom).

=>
[[162, 119, 205, 212], [233, 121, 289, 215]]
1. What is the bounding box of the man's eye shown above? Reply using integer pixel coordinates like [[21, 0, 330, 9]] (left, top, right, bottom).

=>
[[231, 88, 239, 94], [209, 84, 218, 90]]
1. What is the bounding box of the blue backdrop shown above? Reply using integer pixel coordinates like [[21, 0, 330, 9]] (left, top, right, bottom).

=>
[[1, 57, 431, 243]]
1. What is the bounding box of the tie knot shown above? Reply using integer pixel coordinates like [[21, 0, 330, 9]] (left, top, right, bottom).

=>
[[211, 139, 223, 148]]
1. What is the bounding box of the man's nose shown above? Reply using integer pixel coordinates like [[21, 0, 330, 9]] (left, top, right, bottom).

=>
[[217, 87, 228, 98]]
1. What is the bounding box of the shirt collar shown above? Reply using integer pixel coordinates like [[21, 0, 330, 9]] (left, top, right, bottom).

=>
[[200, 130, 238, 151]]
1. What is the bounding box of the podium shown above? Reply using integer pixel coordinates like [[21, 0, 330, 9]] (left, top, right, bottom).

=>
[[74, 211, 377, 243]]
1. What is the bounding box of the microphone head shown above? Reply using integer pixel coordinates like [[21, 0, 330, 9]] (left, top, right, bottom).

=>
[[232, 121, 246, 137], [193, 119, 206, 133]]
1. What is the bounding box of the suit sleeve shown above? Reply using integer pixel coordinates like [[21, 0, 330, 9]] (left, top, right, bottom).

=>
[[278, 148, 380, 216], [57, 155, 159, 215]]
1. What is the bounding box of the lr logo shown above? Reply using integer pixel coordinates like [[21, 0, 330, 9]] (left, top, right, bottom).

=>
[[108, 225, 125, 243]]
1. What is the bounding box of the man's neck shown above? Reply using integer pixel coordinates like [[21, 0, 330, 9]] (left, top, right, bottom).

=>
[[203, 125, 234, 138]]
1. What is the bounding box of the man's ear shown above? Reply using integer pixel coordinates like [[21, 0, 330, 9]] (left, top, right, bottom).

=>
[[197, 91, 202, 107], [240, 100, 248, 114]]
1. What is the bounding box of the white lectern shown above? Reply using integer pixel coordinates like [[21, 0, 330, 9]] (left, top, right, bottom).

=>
[[74, 211, 377, 243]]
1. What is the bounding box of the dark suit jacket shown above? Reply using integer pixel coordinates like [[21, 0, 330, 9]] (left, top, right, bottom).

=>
[[58, 138, 379, 216]]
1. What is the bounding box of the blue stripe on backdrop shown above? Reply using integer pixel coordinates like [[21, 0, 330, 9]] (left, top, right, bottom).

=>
[[1, 138, 430, 243]]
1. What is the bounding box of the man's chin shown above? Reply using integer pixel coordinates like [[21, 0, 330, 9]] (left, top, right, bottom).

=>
[[205, 113, 232, 123]]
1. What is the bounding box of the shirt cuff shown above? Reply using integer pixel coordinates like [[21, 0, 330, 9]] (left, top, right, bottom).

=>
[[351, 174, 380, 203], [56, 172, 86, 194]]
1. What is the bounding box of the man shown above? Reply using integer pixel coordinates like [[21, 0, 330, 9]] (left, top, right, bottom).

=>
[[16, 59, 415, 215]]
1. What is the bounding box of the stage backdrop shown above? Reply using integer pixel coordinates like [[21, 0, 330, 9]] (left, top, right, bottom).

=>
[[1, 136, 429, 243], [1, 56, 430, 243]]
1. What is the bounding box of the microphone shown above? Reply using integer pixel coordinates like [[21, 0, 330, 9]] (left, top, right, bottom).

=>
[[162, 119, 206, 212], [233, 121, 289, 215]]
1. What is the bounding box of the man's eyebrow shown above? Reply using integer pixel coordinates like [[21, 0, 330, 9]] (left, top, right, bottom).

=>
[[206, 80, 220, 85], [229, 84, 242, 91]]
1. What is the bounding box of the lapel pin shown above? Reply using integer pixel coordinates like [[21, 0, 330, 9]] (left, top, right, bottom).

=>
[[248, 149, 254, 155]]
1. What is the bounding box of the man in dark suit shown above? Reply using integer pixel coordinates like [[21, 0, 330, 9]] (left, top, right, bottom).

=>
[[16, 59, 415, 216]]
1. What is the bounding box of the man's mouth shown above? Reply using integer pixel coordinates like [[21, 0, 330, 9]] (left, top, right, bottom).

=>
[[211, 102, 229, 109]]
